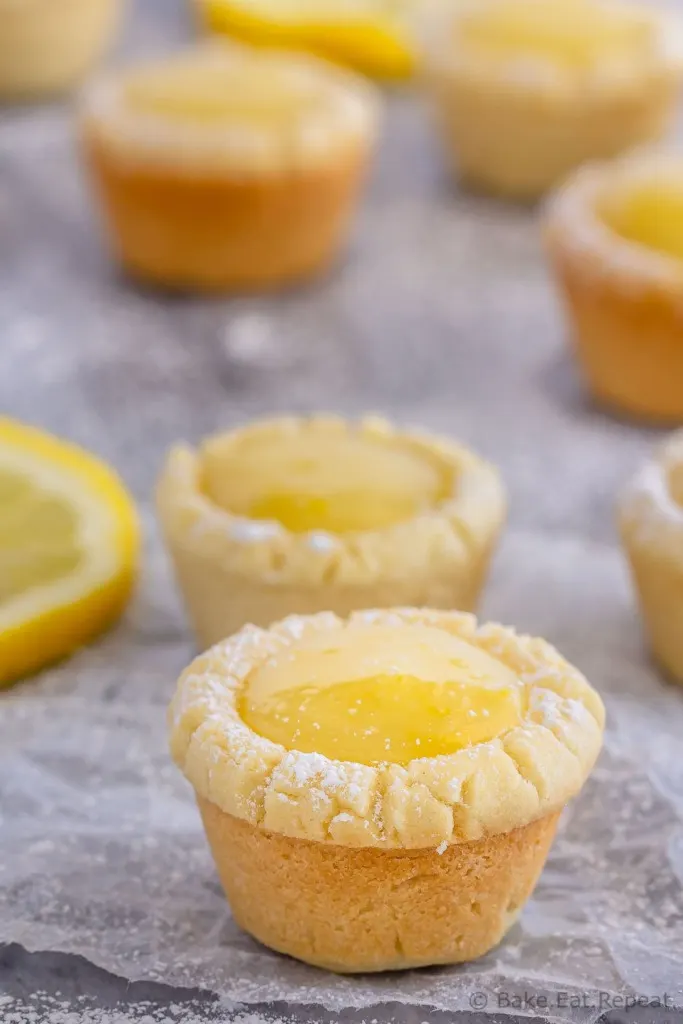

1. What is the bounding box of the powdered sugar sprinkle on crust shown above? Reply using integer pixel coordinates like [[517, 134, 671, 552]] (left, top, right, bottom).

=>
[[169, 608, 606, 850], [157, 415, 507, 591], [619, 431, 683, 555]]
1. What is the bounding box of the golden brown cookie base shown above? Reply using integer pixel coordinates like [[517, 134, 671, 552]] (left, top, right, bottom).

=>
[[549, 248, 683, 423], [82, 135, 369, 292], [198, 796, 560, 972]]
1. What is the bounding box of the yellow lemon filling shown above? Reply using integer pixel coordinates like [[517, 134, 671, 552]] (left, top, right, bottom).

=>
[[0, 467, 80, 604], [201, 431, 452, 534], [124, 57, 315, 124], [241, 624, 522, 764], [458, 0, 655, 70], [599, 176, 683, 263]]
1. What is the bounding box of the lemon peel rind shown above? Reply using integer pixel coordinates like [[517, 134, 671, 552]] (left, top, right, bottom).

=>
[[194, 0, 415, 80], [0, 418, 140, 685]]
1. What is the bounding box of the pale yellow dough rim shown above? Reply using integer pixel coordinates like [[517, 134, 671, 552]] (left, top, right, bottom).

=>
[[156, 414, 507, 589], [545, 151, 683, 315], [421, 0, 683, 100], [618, 430, 683, 568], [169, 608, 605, 850], [80, 41, 381, 175]]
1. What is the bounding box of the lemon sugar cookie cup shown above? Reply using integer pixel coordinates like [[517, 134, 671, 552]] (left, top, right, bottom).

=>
[[545, 153, 683, 423], [156, 415, 507, 647], [420, 0, 683, 202], [0, 0, 122, 100], [79, 44, 381, 293], [619, 431, 683, 685], [168, 608, 605, 971]]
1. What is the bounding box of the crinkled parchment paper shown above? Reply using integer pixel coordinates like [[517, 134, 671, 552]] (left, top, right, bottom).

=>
[[1, 5, 683, 1019]]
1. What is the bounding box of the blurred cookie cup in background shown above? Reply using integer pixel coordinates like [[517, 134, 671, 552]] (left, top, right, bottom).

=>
[[79, 43, 380, 293], [420, 0, 683, 202], [0, 0, 122, 100], [619, 432, 683, 686], [545, 150, 683, 423]]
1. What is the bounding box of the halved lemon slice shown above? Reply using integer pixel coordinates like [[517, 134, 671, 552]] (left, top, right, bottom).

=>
[[194, 0, 417, 80], [0, 418, 140, 686]]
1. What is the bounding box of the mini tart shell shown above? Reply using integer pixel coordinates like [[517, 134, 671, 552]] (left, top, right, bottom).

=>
[[420, 1, 683, 201], [79, 44, 380, 293], [0, 0, 121, 99], [169, 607, 604, 971], [619, 431, 683, 684], [156, 415, 507, 647], [545, 153, 683, 423]]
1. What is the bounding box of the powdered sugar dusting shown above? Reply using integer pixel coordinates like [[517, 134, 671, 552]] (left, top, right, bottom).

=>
[[620, 458, 683, 541], [229, 517, 283, 543], [306, 530, 339, 553], [0, 997, 273, 1024]]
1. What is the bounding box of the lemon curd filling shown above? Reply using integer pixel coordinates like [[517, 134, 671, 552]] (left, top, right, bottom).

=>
[[599, 176, 683, 263], [0, 466, 80, 604], [123, 58, 317, 125], [458, 0, 655, 71], [241, 624, 522, 764], [201, 431, 453, 534]]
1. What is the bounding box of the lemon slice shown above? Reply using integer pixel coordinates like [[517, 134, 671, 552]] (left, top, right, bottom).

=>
[[0, 418, 140, 686], [194, 0, 417, 80]]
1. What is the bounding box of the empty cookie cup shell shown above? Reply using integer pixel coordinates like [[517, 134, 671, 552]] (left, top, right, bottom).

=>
[[156, 415, 507, 647], [545, 152, 683, 423], [619, 431, 683, 684], [168, 607, 605, 971], [0, 0, 122, 100], [79, 44, 380, 293]]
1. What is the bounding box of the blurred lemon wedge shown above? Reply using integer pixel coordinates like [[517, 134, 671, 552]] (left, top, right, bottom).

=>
[[0, 418, 140, 686], [194, 0, 417, 80]]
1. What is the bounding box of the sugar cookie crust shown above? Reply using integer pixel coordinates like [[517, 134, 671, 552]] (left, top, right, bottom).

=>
[[424, 0, 683, 98], [619, 430, 683, 565], [157, 414, 506, 590], [169, 607, 605, 850], [545, 152, 683, 314], [80, 42, 381, 176]]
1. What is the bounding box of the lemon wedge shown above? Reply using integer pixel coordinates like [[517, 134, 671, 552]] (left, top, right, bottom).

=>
[[0, 418, 140, 686], [194, 0, 417, 80]]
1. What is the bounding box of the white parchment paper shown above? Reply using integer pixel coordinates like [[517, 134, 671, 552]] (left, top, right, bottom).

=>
[[2, 526, 682, 1022]]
